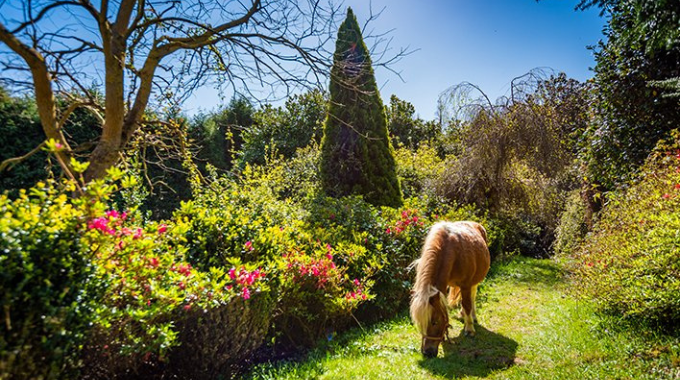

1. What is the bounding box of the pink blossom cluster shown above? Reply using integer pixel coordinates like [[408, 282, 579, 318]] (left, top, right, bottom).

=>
[[345, 278, 367, 301], [227, 267, 266, 300], [171, 263, 193, 277], [284, 247, 337, 289], [385, 209, 424, 235], [87, 210, 129, 236]]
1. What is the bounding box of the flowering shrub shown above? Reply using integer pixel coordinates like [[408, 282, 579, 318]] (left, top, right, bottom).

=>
[[572, 132, 680, 332], [0, 141, 495, 378]]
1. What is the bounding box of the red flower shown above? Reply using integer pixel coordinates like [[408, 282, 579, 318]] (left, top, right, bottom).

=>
[[157, 224, 167, 234], [663, 193, 671, 199], [149, 257, 160, 268], [386, 227, 391, 234], [242, 287, 251, 300], [178, 281, 186, 290], [675, 184, 680, 190], [183, 304, 191, 311]]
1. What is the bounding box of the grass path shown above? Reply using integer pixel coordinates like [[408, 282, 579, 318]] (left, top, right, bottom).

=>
[[245, 257, 680, 380]]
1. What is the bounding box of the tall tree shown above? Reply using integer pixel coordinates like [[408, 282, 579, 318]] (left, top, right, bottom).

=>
[[577, 0, 680, 188], [0, 0, 340, 182], [320, 8, 402, 208]]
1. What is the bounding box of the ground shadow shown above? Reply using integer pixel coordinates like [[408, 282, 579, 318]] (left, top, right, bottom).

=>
[[418, 324, 518, 378]]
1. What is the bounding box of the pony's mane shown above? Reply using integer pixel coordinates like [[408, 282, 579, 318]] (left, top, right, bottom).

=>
[[410, 222, 450, 334]]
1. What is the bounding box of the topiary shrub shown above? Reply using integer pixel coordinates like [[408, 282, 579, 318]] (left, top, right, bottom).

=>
[[572, 131, 680, 334], [319, 7, 402, 208]]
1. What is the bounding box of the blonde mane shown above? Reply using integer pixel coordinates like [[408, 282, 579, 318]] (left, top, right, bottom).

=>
[[410, 222, 451, 334]]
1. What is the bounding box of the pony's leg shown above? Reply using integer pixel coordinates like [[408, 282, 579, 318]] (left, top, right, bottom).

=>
[[460, 287, 475, 336], [470, 285, 478, 324]]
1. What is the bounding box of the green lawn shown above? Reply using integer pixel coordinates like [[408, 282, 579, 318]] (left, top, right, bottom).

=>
[[245, 256, 680, 379]]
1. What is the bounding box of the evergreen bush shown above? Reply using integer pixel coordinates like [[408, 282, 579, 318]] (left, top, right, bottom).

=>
[[320, 8, 402, 208]]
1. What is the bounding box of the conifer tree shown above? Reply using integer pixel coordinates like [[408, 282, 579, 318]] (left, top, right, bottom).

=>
[[320, 8, 402, 207]]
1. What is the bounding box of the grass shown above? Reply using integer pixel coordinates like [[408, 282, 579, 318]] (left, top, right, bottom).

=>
[[244, 256, 680, 379]]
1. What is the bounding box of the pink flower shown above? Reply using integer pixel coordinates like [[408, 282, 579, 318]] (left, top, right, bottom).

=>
[[663, 193, 671, 199], [157, 224, 167, 234], [133, 228, 143, 240], [183, 304, 191, 311], [244, 241, 253, 251], [228, 268, 236, 280], [242, 287, 251, 300], [326, 253, 333, 261], [178, 281, 186, 290], [149, 257, 160, 268], [105, 210, 120, 219], [120, 227, 132, 236], [177, 263, 192, 277], [312, 266, 320, 276], [87, 217, 108, 232], [55, 142, 63, 150], [353, 278, 360, 287], [386, 227, 391, 234]]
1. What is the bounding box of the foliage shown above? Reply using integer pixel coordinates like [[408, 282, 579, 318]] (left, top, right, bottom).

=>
[[320, 8, 403, 208], [190, 95, 255, 171], [0, 89, 102, 196], [571, 132, 680, 333], [553, 190, 589, 256], [578, 0, 680, 189], [239, 90, 326, 167], [434, 73, 588, 254], [0, 181, 101, 380], [386, 95, 441, 150], [0, 89, 47, 194], [393, 143, 446, 198]]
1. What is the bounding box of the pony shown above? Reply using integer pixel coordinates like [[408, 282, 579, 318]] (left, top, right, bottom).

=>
[[410, 221, 491, 357]]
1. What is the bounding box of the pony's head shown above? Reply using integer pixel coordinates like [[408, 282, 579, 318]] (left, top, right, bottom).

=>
[[410, 284, 449, 357]]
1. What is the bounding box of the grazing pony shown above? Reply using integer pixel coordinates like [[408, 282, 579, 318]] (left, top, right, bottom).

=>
[[410, 221, 490, 357]]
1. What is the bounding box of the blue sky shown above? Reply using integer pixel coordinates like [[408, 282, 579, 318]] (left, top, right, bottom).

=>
[[185, 0, 605, 120]]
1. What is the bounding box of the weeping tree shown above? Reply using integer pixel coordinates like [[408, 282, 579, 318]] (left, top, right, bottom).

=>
[[320, 8, 402, 208]]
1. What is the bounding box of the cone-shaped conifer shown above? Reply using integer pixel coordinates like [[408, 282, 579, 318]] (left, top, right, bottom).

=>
[[320, 8, 402, 207]]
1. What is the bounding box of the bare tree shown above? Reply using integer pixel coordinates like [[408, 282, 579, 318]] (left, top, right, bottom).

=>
[[0, 0, 360, 181]]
